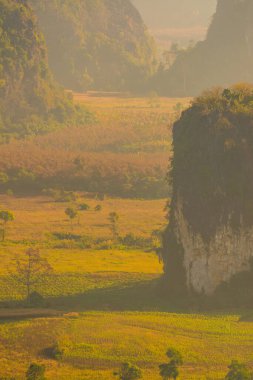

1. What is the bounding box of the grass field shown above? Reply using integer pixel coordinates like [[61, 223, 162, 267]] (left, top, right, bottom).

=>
[[0, 194, 164, 302], [1, 312, 253, 380], [0, 192, 252, 380], [0, 96, 252, 380]]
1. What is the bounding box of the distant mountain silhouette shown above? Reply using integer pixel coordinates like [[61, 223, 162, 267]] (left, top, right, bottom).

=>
[[156, 0, 253, 96]]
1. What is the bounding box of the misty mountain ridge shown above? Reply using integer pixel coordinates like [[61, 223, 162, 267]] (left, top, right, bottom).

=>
[[29, 0, 157, 92], [157, 0, 253, 95]]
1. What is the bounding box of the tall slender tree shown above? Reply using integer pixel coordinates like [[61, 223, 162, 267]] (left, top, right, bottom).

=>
[[0, 210, 14, 241]]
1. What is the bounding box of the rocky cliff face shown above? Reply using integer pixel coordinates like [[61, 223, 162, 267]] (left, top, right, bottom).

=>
[[162, 85, 253, 297], [173, 201, 253, 295]]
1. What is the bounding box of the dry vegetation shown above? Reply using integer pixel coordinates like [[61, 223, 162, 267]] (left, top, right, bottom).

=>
[[0, 95, 190, 198]]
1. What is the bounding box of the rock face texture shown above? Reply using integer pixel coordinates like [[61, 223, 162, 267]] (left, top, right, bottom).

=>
[[173, 202, 253, 295], [162, 85, 253, 296]]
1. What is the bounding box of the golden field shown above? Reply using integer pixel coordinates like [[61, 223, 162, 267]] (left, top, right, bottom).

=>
[[0, 192, 252, 380], [0, 312, 253, 380], [0, 96, 251, 380]]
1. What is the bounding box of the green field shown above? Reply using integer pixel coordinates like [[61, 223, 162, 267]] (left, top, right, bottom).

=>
[[1, 312, 253, 379]]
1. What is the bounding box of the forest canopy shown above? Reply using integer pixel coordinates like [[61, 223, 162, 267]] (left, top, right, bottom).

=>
[[0, 0, 92, 137], [29, 0, 157, 92]]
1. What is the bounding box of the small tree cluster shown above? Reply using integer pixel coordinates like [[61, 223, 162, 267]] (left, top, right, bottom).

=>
[[114, 363, 142, 380], [225, 360, 253, 380], [159, 348, 183, 380]]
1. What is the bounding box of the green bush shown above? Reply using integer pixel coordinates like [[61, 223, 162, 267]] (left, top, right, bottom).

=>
[[225, 360, 252, 380], [114, 362, 142, 380], [79, 203, 90, 211], [26, 363, 46, 380]]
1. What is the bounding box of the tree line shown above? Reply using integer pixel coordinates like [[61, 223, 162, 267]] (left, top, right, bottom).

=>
[[5, 350, 251, 380]]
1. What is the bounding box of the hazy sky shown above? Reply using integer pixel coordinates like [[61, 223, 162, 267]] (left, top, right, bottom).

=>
[[132, 0, 217, 28]]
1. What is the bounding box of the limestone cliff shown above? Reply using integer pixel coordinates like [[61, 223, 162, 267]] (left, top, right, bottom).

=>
[[162, 85, 253, 297]]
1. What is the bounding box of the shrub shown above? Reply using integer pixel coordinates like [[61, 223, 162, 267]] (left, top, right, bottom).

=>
[[79, 203, 90, 211], [43, 189, 76, 202], [26, 363, 46, 380], [52, 232, 81, 241], [225, 360, 252, 380], [114, 363, 142, 380], [119, 233, 151, 248]]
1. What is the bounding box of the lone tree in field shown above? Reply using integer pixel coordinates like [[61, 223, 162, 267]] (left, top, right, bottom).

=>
[[225, 360, 252, 380], [108, 212, 119, 240], [159, 348, 183, 380], [26, 363, 46, 380], [0, 210, 14, 241], [114, 362, 142, 380], [65, 207, 78, 229], [11, 248, 52, 299]]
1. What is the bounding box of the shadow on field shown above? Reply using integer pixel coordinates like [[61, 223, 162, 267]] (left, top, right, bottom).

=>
[[47, 277, 191, 312]]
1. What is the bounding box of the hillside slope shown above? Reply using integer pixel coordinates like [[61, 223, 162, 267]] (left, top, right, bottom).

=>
[[0, 0, 90, 137], [157, 0, 253, 96], [29, 0, 157, 92]]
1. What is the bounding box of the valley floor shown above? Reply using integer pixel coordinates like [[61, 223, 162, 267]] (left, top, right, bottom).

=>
[[0, 311, 252, 379], [0, 96, 252, 380], [0, 194, 252, 380]]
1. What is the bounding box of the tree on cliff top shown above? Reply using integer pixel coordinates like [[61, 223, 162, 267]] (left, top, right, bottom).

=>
[[170, 83, 253, 240]]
